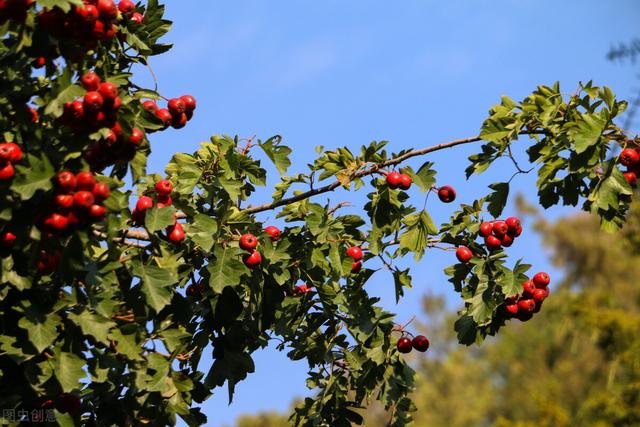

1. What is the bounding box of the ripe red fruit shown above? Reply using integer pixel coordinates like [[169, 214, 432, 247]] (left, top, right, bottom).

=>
[[412, 335, 430, 352], [171, 113, 188, 129], [156, 108, 172, 126], [186, 283, 201, 297], [56, 171, 77, 192], [243, 250, 262, 269], [168, 222, 185, 243], [55, 194, 74, 209], [91, 182, 110, 201], [143, 100, 158, 113], [45, 213, 69, 231], [505, 216, 521, 233], [437, 185, 456, 203], [28, 106, 38, 123], [532, 272, 550, 288], [505, 303, 519, 315], [0, 142, 22, 163], [180, 95, 197, 112], [80, 71, 100, 91], [76, 4, 99, 22], [32, 56, 46, 68], [485, 235, 502, 250], [167, 98, 186, 115], [455, 246, 473, 263], [89, 204, 107, 220], [398, 174, 412, 190], [118, 0, 136, 15], [129, 128, 144, 145], [522, 280, 536, 297], [517, 298, 536, 313], [98, 82, 118, 100], [74, 191, 95, 209], [156, 195, 172, 208], [396, 337, 413, 354], [0, 231, 16, 247], [130, 12, 144, 24], [239, 233, 258, 251], [295, 284, 310, 294], [532, 288, 547, 303], [492, 221, 508, 237], [136, 196, 153, 212], [83, 91, 104, 113], [63, 100, 85, 122], [500, 234, 514, 247], [264, 225, 281, 241], [155, 179, 173, 196], [76, 171, 96, 191], [346, 246, 363, 261], [0, 162, 14, 181], [620, 147, 640, 167], [624, 171, 637, 186], [386, 172, 402, 189], [96, 0, 117, 19], [479, 221, 493, 237], [351, 261, 362, 273]]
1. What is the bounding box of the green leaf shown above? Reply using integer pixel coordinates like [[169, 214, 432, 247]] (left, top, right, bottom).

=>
[[18, 313, 60, 353], [486, 182, 509, 218], [185, 214, 218, 251], [259, 135, 292, 174], [399, 210, 437, 260], [207, 246, 245, 293], [567, 112, 607, 154], [37, 0, 82, 12], [406, 162, 436, 192], [12, 154, 55, 200], [132, 261, 177, 313], [145, 206, 176, 232], [54, 351, 85, 392], [454, 315, 478, 346], [44, 68, 85, 117], [108, 328, 143, 360], [68, 310, 115, 344]]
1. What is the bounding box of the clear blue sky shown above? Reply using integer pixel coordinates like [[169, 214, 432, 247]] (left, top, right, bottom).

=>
[[133, 1, 639, 425]]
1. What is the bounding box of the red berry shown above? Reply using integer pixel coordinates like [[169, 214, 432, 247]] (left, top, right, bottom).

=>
[[485, 235, 502, 250], [479, 221, 493, 237], [98, 82, 118, 101], [89, 204, 107, 220], [155, 179, 173, 196], [411, 335, 430, 352], [532, 288, 547, 303], [522, 280, 536, 297], [186, 283, 201, 297], [264, 225, 281, 241], [156, 194, 172, 208], [243, 250, 262, 269], [136, 196, 153, 212], [239, 233, 258, 251], [346, 246, 363, 261], [143, 100, 158, 113], [398, 174, 412, 190], [83, 91, 104, 113], [28, 106, 38, 123], [168, 222, 185, 243], [624, 171, 637, 186], [56, 171, 77, 192], [118, 0, 136, 15], [96, 0, 117, 20], [63, 100, 85, 122], [80, 71, 100, 91], [396, 337, 412, 354], [386, 172, 402, 189], [0, 231, 16, 247], [532, 272, 550, 288], [437, 185, 456, 203], [130, 12, 143, 24], [170, 113, 188, 129], [74, 191, 95, 209], [44, 212, 69, 231], [58, 393, 81, 416], [516, 311, 534, 322], [517, 298, 536, 313], [167, 98, 186, 116], [55, 194, 74, 209], [92, 182, 110, 201], [492, 221, 508, 237], [32, 56, 46, 68], [505, 216, 521, 233], [455, 246, 473, 263], [500, 234, 514, 247], [620, 148, 640, 167], [129, 128, 144, 145], [295, 284, 310, 294], [76, 171, 96, 191], [505, 303, 519, 315], [76, 4, 99, 23], [351, 261, 362, 273], [180, 95, 196, 112], [156, 108, 172, 126]]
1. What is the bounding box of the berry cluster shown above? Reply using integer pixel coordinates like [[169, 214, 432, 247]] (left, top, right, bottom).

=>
[[143, 95, 197, 130], [396, 334, 430, 354], [36, 249, 62, 274], [239, 233, 262, 268], [501, 272, 551, 322], [0, 142, 23, 181], [40, 171, 110, 233], [620, 146, 640, 187], [0, 0, 33, 24], [132, 179, 184, 243], [385, 171, 413, 190], [481, 216, 522, 250], [346, 246, 363, 273]]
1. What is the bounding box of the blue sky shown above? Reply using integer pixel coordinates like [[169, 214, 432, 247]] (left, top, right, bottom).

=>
[[133, 1, 639, 425]]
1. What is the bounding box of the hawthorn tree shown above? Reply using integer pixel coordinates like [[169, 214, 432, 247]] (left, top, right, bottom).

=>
[[0, 1, 637, 426]]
